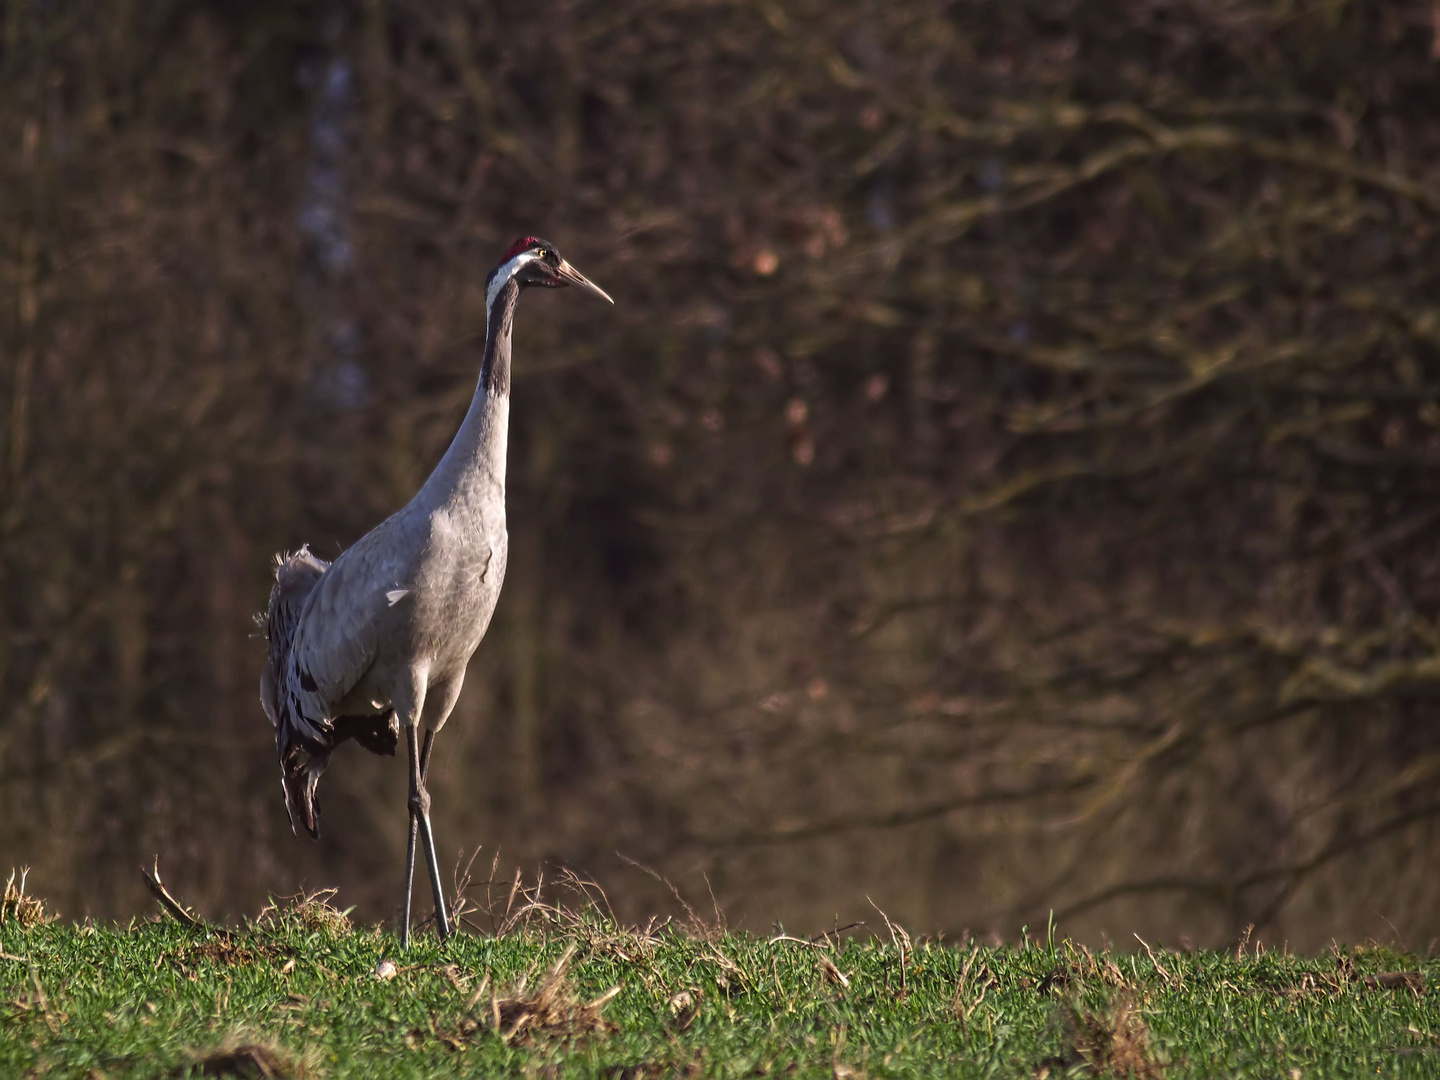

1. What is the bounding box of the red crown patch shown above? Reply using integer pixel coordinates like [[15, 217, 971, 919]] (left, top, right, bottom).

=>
[[502, 236, 543, 261]]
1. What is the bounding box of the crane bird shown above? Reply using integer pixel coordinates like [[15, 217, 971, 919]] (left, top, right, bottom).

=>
[[259, 237, 613, 947]]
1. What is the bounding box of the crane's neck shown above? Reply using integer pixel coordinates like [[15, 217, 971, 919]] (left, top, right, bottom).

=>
[[416, 279, 519, 513], [478, 277, 519, 398]]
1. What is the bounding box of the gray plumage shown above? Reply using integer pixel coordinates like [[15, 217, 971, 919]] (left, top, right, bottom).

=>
[[260, 238, 612, 946]]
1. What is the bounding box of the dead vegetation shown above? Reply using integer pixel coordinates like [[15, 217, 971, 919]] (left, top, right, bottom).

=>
[[1, 869, 48, 929], [188, 1037, 314, 1079], [437, 943, 620, 1049], [457, 856, 680, 966], [1360, 971, 1426, 993], [1041, 994, 1166, 1080], [256, 889, 353, 935], [490, 943, 621, 1045], [1324, 951, 1427, 997], [167, 936, 283, 974]]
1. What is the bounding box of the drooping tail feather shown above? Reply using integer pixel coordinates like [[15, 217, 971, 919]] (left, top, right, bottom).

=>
[[278, 713, 398, 839], [259, 546, 398, 840]]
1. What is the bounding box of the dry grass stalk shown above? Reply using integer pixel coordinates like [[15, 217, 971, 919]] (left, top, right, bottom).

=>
[[1235, 924, 1256, 960], [700, 945, 749, 995], [478, 864, 559, 938], [1, 868, 48, 928], [867, 898, 912, 1001], [450, 844, 493, 931], [465, 943, 619, 1046], [256, 888, 352, 934], [951, 944, 997, 1026], [480, 865, 667, 965], [818, 953, 851, 989], [1070, 943, 1129, 988], [618, 855, 728, 943], [1132, 935, 1176, 990], [768, 932, 853, 989]]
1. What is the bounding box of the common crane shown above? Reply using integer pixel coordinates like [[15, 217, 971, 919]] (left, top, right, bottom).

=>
[[260, 238, 612, 947]]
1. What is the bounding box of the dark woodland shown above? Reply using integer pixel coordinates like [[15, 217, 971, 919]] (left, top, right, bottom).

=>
[[4, 0, 1440, 949]]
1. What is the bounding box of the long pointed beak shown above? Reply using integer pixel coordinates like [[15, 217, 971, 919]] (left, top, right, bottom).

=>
[[555, 258, 614, 304]]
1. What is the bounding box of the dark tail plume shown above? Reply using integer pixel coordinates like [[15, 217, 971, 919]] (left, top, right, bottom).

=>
[[260, 546, 331, 838]]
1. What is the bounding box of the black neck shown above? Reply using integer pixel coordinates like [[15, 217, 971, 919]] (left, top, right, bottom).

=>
[[480, 279, 521, 396]]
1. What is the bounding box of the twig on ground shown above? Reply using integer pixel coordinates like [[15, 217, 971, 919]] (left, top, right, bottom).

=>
[[141, 856, 203, 930], [810, 921, 866, 945], [1134, 933, 1176, 989]]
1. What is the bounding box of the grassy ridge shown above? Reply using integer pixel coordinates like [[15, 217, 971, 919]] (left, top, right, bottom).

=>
[[2, 897, 1437, 1078]]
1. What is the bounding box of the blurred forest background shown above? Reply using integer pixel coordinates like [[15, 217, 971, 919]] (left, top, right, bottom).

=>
[[4, 0, 1440, 950]]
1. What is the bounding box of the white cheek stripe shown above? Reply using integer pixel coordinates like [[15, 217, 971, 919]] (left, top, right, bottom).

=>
[[485, 250, 542, 314]]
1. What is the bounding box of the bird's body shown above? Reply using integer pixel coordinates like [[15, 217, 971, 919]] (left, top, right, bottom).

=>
[[260, 238, 611, 946], [263, 369, 511, 798]]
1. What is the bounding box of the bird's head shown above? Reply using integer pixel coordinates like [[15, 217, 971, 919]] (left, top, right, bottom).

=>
[[484, 236, 613, 312]]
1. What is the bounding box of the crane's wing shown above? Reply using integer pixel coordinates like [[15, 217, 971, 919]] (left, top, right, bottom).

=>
[[282, 539, 396, 745]]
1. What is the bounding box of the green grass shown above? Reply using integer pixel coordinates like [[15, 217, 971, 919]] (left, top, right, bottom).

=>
[[2, 890, 1437, 1078]]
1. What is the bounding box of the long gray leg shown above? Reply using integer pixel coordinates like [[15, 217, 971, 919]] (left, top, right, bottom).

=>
[[416, 728, 452, 940], [400, 725, 421, 950], [398, 725, 437, 948]]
